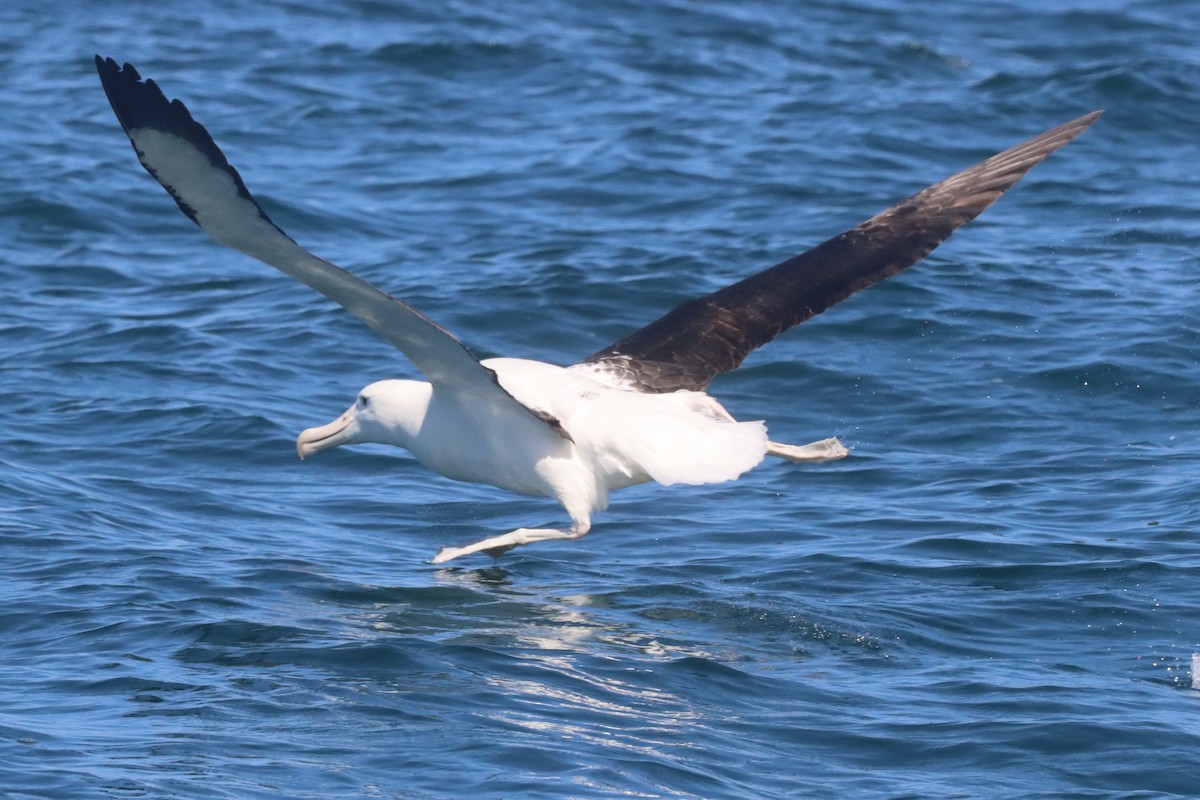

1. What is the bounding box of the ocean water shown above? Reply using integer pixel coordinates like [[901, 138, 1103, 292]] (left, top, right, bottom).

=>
[[2, 0, 1199, 797]]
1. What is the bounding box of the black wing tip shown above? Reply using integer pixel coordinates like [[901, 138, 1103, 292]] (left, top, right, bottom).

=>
[[94, 55, 233, 168], [95, 55, 186, 136], [94, 54, 127, 78], [95, 55, 274, 230]]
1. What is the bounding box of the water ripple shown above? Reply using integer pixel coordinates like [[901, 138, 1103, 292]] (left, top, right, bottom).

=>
[[2, 1, 1199, 798]]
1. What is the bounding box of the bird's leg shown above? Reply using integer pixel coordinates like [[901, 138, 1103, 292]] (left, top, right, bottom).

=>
[[431, 519, 592, 565], [767, 437, 848, 463]]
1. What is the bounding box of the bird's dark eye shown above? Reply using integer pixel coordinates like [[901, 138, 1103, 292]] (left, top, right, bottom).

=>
[[358, 395, 369, 408]]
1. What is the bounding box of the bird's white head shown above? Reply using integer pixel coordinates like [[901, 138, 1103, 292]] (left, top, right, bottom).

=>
[[295, 379, 432, 459]]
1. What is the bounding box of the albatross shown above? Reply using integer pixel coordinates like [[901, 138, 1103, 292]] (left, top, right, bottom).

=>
[[95, 55, 1099, 564]]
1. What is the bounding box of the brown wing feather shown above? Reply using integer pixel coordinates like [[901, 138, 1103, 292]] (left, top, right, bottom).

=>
[[580, 111, 1101, 393]]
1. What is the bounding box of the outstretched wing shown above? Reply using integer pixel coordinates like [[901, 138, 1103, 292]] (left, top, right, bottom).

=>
[[577, 111, 1102, 393], [95, 56, 570, 438]]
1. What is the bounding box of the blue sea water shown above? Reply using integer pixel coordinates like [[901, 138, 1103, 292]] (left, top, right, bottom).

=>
[[2, 0, 1199, 797]]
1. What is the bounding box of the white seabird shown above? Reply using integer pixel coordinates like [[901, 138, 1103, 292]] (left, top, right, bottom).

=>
[[95, 56, 1100, 564]]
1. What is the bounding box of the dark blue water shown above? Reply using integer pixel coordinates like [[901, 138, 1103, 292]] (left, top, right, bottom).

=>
[[3, 1, 1199, 797]]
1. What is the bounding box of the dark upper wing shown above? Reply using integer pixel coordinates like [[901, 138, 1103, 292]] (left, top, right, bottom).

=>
[[95, 56, 571, 439], [577, 111, 1101, 393]]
